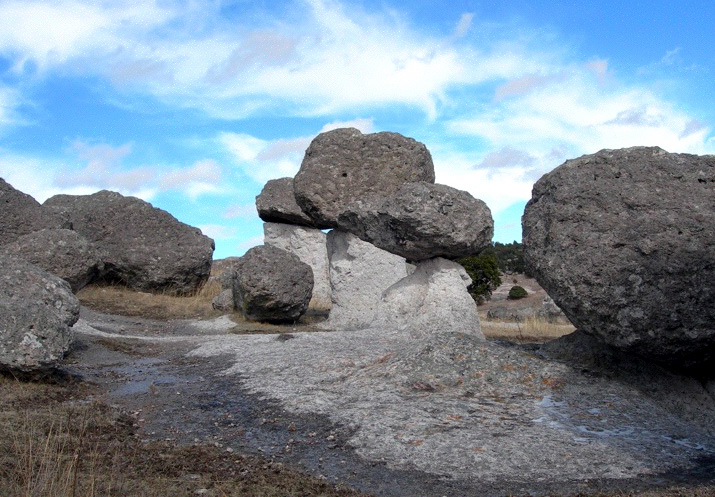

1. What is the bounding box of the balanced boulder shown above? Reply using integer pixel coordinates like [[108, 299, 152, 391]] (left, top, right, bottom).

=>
[[0, 254, 79, 372], [337, 182, 494, 261], [523, 146, 715, 371], [294, 128, 435, 228], [44, 191, 214, 294], [1, 229, 103, 292], [233, 245, 313, 323], [256, 178, 316, 227], [0, 178, 66, 246]]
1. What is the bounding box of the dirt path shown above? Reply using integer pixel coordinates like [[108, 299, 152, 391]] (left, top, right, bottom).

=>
[[66, 307, 715, 497]]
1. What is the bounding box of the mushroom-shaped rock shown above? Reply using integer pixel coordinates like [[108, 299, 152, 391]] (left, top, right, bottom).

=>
[[44, 191, 214, 294], [1, 229, 104, 293], [233, 245, 314, 323], [337, 182, 493, 261], [523, 146, 715, 372], [256, 177, 316, 227], [294, 128, 435, 228], [0, 254, 79, 372]]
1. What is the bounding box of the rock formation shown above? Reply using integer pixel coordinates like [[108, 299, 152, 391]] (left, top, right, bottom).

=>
[[233, 245, 314, 323], [256, 177, 316, 227], [0, 254, 79, 372], [0, 178, 66, 246], [523, 146, 715, 371], [374, 258, 483, 339], [321, 230, 410, 331], [337, 182, 493, 261], [294, 128, 435, 228], [1, 229, 104, 292], [44, 190, 214, 294], [263, 222, 331, 313]]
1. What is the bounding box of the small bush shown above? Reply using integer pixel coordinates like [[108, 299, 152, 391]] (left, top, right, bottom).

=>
[[456, 252, 502, 304], [508, 285, 528, 300]]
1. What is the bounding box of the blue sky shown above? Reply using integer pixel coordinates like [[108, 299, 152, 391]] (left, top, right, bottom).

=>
[[1, 0, 713, 259]]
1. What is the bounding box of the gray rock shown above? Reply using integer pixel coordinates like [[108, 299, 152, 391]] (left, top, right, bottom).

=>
[[294, 128, 435, 228], [338, 182, 493, 261], [1, 229, 103, 292], [0, 254, 79, 372], [486, 297, 570, 324], [44, 190, 215, 294], [523, 146, 715, 371], [256, 178, 316, 227], [211, 289, 235, 312], [233, 245, 313, 323], [0, 178, 67, 246], [263, 222, 331, 313], [375, 258, 484, 339], [321, 230, 409, 331]]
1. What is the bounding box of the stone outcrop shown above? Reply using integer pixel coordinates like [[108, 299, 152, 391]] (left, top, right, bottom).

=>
[[523, 146, 715, 371], [256, 178, 316, 227], [211, 289, 234, 312], [263, 222, 331, 313], [1, 229, 104, 292], [44, 190, 214, 294], [233, 245, 313, 323], [294, 128, 435, 228], [0, 254, 79, 372], [375, 258, 483, 339], [321, 230, 410, 331], [337, 182, 493, 261], [0, 178, 66, 246]]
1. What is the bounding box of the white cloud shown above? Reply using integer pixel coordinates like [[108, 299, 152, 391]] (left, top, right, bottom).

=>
[[198, 224, 238, 240], [223, 203, 259, 220]]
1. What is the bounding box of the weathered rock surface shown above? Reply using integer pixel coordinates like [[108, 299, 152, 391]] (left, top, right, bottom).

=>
[[1, 229, 103, 292], [0, 254, 79, 372], [321, 230, 409, 331], [338, 182, 493, 261], [523, 146, 715, 371], [486, 296, 571, 324], [233, 245, 313, 323], [263, 222, 331, 313], [294, 128, 435, 228], [375, 258, 483, 339], [211, 289, 235, 312], [256, 177, 315, 227], [0, 178, 66, 246], [44, 190, 214, 294]]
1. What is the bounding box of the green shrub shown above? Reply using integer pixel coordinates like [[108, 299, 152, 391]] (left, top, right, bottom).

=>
[[456, 252, 502, 304], [508, 285, 528, 300]]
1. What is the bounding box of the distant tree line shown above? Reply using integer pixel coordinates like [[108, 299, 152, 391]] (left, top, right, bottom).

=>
[[456, 241, 525, 304]]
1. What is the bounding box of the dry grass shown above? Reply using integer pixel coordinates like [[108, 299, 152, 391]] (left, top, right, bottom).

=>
[[481, 313, 576, 343], [0, 374, 370, 497], [77, 279, 224, 321]]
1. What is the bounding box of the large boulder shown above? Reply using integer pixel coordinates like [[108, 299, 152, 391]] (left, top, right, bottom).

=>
[[294, 128, 435, 228], [0, 254, 79, 372], [337, 182, 494, 261], [523, 146, 715, 371], [263, 222, 331, 313], [374, 257, 484, 339], [233, 245, 313, 323], [0, 178, 66, 246], [321, 230, 410, 331], [1, 229, 103, 292], [256, 178, 316, 227], [44, 190, 214, 294]]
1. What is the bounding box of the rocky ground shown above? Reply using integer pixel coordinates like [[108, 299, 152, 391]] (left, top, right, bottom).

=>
[[49, 297, 715, 497]]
